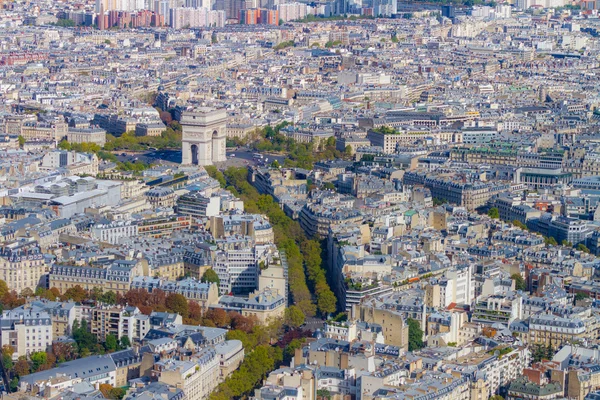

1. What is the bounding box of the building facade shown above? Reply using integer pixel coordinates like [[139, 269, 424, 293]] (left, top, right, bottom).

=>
[[181, 108, 227, 166]]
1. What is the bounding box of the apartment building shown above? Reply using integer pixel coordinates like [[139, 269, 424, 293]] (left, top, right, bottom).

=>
[[67, 127, 107, 146], [91, 220, 139, 244], [132, 277, 219, 312], [49, 263, 136, 296], [403, 171, 510, 211], [0, 307, 53, 357], [156, 350, 219, 400], [90, 305, 148, 342], [21, 120, 68, 142], [299, 203, 364, 238], [137, 216, 192, 238], [0, 238, 47, 293], [213, 247, 260, 295], [209, 214, 274, 244], [211, 288, 285, 324], [214, 340, 244, 380], [472, 294, 523, 325], [146, 187, 177, 208], [367, 127, 433, 153], [528, 313, 598, 347]]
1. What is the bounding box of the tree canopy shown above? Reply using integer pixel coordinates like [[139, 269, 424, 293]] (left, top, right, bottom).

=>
[[201, 269, 221, 286], [407, 318, 424, 352]]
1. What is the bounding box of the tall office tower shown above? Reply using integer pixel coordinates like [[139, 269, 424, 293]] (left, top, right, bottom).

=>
[[220, 0, 245, 19], [239, 7, 258, 23], [441, 4, 455, 17], [259, 8, 278, 24], [157, 0, 171, 23], [98, 4, 106, 28], [372, 0, 395, 16], [334, 0, 348, 15], [170, 7, 212, 28], [186, 0, 211, 8], [495, 3, 511, 18], [277, 2, 308, 22], [207, 9, 226, 26]]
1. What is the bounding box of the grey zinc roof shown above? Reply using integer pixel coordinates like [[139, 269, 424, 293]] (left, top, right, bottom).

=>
[[20, 355, 116, 386]]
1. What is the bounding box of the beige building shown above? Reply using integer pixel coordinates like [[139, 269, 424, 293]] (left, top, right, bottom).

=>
[[528, 313, 599, 347], [119, 179, 149, 199], [110, 349, 145, 387], [145, 187, 177, 208], [226, 123, 255, 139], [67, 127, 107, 147], [4, 115, 36, 135], [149, 257, 185, 281], [21, 120, 68, 142], [156, 351, 220, 400], [135, 122, 165, 137], [212, 288, 285, 325], [258, 263, 288, 305], [214, 340, 244, 381], [209, 214, 274, 245], [0, 238, 47, 294], [358, 305, 409, 351], [49, 263, 137, 297]]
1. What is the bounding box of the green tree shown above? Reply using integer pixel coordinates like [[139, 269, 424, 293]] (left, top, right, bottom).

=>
[[105, 334, 118, 352], [487, 207, 500, 219], [55, 18, 76, 27], [100, 291, 117, 305], [58, 140, 71, 150], [9, 377, 18, 392], [221, 166, 336, 318], [283, 338, 304, 364], [562, 240, 573, 247], [2, 353, 13, 371], [432, 197, 445, 206], [0, 279, 8, 298], [17, 135, 25, 147], [317, 288, 337, 316], [120, 336, 131, 349], [110, 388, 126, 400], [407, 318, 424, 352], [284, 305, 305, 329], [511, 273, 527, 291], [201, 269, 220, 286], [344, 145, 353, 157], [575, 292, 589, 301], [512, 220, 527, 230], [72, 319, 98, 353], [165, 293, 189, 318], [30, 351, 47, 372], [226, 329, 256, 350], [63, 285, 88, 302], [577, 243, 590, 253], [545, 236, 558, 246], [205, 165, 227, 188]]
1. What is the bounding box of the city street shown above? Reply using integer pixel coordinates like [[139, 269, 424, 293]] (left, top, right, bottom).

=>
[[114, 148, 286, 169]]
